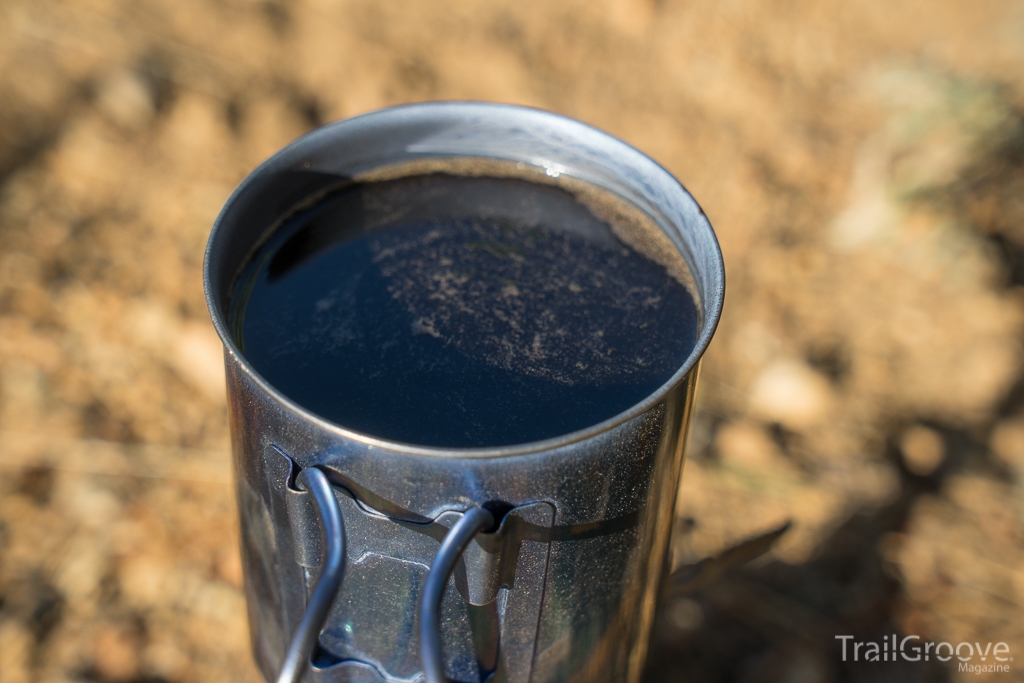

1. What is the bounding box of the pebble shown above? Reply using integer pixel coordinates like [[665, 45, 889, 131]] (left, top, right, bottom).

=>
[[899, 424, 945, 476], [748, 359, 834, 430]]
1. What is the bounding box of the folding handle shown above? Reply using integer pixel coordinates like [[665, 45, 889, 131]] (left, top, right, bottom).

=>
[[277, 467, 347, 683], [419, 507, 496, 683]]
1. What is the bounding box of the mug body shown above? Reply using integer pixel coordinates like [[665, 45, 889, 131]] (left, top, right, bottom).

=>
[[204, 103, 724, 683]]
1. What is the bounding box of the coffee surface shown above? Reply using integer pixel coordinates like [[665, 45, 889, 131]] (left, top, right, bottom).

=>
[[230, 172, 699, 447]]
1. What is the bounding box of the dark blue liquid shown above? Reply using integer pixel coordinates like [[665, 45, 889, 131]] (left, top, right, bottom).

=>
[[230, 173, 699, 447]]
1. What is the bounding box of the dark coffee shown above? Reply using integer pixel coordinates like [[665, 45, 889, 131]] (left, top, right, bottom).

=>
[[229, 169, 699, 448]]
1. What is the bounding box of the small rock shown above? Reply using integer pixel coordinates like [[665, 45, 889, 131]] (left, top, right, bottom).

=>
[[666, 597, 703, 631], [93, 624, 140, 682], [748, 360, 833, 430], [899, 425, 945, 476], [216, 548, 244, 589], [715, 421, 786, 469], [142, 637, 191, 680], [173, 321, 226, 401], [55, 535, 107, 600], [96, 70, 154, 130], [120, 555, 169, 609], [0, 621, 32, 683], [990, 418, 1024, 473]]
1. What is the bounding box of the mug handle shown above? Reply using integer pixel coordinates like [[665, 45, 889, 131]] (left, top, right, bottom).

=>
[[277, 469, 496, 683], [276, 467, 347, 683], [419, 507, 497, 683]]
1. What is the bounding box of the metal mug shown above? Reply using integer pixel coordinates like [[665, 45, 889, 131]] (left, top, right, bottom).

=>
[[204, 102, 724, 683]]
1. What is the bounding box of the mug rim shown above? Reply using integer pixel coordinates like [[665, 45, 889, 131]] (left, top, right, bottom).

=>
[[204, 101, 725, 458]]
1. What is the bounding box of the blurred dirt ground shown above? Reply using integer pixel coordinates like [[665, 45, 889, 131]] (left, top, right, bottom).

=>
[[1, 1, 1024, 681]]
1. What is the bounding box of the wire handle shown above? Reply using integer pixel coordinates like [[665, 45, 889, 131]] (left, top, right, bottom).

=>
[[277, 467, 347, 683], [419, 507, 496, 683]]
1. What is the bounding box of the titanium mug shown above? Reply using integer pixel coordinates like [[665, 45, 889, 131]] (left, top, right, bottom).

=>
[[203, 102, 725, 683]]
